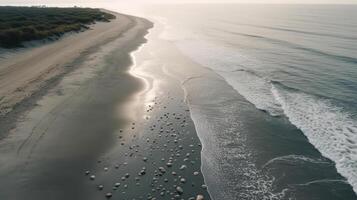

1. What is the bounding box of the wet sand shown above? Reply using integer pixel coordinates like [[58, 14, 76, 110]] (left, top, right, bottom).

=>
[[0, 10, 210, 200]]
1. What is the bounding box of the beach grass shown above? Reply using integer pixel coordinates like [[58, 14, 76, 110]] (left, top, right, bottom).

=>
[[0, 6, 116, 48]]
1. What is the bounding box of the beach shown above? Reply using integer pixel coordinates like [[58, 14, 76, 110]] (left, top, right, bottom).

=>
[[1, 4, 357, 200], [0, 8, 213, 200], [0, 10, 134, 119]]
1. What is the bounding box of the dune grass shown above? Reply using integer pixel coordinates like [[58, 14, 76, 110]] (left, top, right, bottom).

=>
[[0, 6, 116, 48]]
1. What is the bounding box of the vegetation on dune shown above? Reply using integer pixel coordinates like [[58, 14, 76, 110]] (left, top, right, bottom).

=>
[[0, 6, 116, 48]]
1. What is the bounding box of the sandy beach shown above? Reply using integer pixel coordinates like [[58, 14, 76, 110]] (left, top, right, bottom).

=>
[[0, 9, 211, 200], [0, 10, 135, 119]]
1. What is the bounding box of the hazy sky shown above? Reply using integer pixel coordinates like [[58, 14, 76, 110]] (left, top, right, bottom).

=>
[[1, 0, 357, 4]]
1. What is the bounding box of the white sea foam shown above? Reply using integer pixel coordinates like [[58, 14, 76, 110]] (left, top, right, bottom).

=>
[[294, 179, 349, 187], [272, 84, 357, 194], [176, 40, 283, 116], [184, 81, 288, 200], [262, 154, 331, 169], [176, 39, 357, 194]]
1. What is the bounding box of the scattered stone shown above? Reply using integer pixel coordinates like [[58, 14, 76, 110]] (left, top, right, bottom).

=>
[[125, 173, 130, 178], [176, 186, 184, 195], [179, 165, 187, 170], [90, 175, 95, 180], [139, 170, 146, 176], [196, 195, 204, 200], [105, 193, 112, 199], [158, 167, 166, 173], [193, 171, 199, 176], [98, 185, 104, 190]]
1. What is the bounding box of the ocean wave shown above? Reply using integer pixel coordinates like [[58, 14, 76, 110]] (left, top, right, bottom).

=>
[[176, 40, 284, 116], [218, 20, 357, 41], [212, 28, 357, 64], [176, 39, 357, 194], [220, 70, 283, 116], [184, 85, 288, 200], [272, 83, 357, 194], [293, 179, 349, 187], [262, 155, 331, 169]]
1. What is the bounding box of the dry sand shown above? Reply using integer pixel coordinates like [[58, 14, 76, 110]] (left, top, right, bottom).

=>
[[0, 11, 134, 117]]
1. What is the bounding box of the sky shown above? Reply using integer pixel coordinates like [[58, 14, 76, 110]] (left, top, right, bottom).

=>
[[1, 0, 357, 4]]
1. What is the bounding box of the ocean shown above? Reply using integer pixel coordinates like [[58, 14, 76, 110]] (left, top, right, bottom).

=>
[[3, 2, 357, 199], [139, 4, 357, 200]]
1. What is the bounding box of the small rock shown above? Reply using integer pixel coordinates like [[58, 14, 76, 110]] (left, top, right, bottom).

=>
[[105, 193, 112, 199], [158, 167, 166, 173], [176, 186, 184, 194], [125, 173, 130, 178], [98, 185, 104, 190], [179, 165, 187, 170]]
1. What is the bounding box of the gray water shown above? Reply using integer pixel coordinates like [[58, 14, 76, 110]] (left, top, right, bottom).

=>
[[141, 4, 357, 200]]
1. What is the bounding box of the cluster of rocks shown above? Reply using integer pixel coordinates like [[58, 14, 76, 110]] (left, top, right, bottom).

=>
[[84, 95, 209, 200]]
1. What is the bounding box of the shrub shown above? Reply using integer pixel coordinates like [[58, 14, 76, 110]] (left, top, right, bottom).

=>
[[0, 6, 116, 48]]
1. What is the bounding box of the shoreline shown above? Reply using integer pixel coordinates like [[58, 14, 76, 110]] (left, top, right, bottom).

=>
[[0, 8, 211, 200], [0, 10, 155, 200]]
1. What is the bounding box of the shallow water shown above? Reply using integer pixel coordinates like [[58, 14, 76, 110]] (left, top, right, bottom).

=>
[[137, 4, 357, 200]]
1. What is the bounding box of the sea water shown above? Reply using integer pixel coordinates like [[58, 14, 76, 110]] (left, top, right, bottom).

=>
[[142, 4, 357, 200]]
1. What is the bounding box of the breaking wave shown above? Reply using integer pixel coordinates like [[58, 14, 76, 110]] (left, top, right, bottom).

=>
[[176, 39, 357, 194]]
